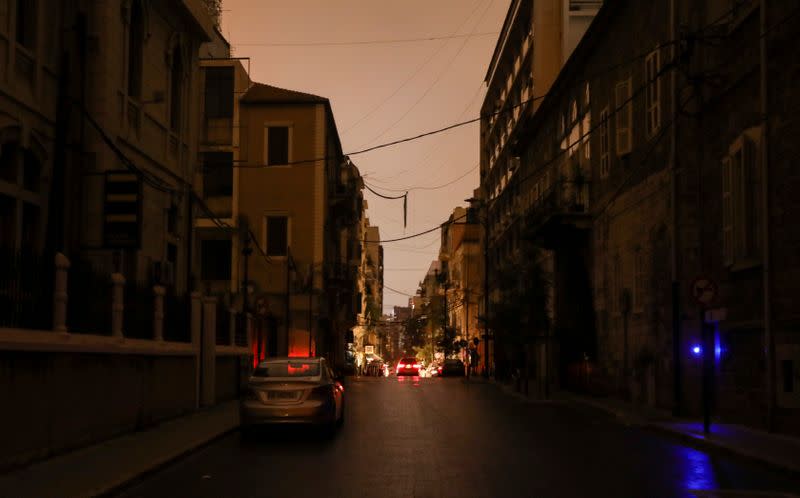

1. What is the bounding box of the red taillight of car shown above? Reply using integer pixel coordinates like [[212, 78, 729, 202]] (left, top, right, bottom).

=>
[[398, 363, 406, 368], [438, 367, 442, 372], [413, 363, 421, 369]]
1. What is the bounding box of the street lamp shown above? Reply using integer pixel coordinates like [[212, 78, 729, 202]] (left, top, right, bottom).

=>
[[466, 196, 490, 379]]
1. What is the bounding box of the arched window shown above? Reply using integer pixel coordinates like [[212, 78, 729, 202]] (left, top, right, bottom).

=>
[[169, 44, 183, 131], [127, 0, 144, 98]]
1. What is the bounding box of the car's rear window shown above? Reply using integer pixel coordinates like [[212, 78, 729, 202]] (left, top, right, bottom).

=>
[[401, 358, 418, 364], [253, 360, 320, 378]]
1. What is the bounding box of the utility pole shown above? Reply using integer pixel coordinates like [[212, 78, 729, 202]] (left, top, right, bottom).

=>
[[285, 246, 292, 357], [669, 0, 683, 417], [242, 230, 252, 342], [482, 202, 490, 379]]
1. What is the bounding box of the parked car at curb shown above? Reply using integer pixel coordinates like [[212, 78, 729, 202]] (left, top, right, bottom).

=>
[[240, 357, 344, 437], [440, 359, 466, 377]]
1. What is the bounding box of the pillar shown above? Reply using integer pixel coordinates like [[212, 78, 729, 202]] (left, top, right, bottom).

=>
[[52, 252, 70, 333]]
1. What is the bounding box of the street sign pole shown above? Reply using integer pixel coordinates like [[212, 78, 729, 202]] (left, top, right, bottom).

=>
[[701, 303, 712, 434], [691, 276, 718, 435]]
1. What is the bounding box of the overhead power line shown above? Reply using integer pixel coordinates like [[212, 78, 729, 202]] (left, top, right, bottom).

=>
[[341, 0, 488, 135], [235, 31, 500, 48], [365, 163, 479, 193]]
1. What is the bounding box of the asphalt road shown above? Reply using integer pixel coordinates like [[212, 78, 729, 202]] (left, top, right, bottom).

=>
[[116, 376, 800, 498]]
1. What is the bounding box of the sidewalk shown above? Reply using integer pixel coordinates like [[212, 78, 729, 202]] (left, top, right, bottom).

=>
[[555, 391, 800, 476], [0, 401, 240, 498]]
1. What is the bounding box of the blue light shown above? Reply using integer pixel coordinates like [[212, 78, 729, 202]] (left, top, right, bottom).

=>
[[692, 345, 702, 356]]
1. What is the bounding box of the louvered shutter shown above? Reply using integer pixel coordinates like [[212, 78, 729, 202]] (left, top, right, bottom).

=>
[[722, 156, 734, 266]]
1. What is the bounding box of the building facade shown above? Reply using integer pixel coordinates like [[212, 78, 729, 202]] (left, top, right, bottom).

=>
[[237, 83, 362, 367], [480, 0, 800, 435]]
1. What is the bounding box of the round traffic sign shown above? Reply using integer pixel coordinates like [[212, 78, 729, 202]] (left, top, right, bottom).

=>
[[690, 276, 718, 306]]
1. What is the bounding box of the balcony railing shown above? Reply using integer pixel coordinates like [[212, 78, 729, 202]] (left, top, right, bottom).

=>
[[203, 117, 233, 145]]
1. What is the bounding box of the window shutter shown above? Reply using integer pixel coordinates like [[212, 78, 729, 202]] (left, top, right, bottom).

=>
[[615, 79, 632, 155], [742, 137, 760, 256], [722, 156, 734, 266]]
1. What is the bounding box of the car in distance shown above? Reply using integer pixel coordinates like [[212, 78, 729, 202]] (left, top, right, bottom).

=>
[[240, 357, 344, 436], [440, 359, 466, 377], [396, 357, 422, 376]]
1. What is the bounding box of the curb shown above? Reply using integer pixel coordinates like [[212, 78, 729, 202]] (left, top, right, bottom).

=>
[[560, 394, 800, 478], [95, 423, 240, 498], [643, 423, 800, 478]]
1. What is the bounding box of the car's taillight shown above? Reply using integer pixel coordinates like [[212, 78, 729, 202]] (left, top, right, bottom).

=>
[[398, 363, 406, 368], [413, 363, 421, 368], [438, 367, 442, 372]]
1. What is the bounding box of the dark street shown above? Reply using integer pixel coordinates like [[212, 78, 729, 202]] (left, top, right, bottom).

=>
[[117, 378, 800, 498]]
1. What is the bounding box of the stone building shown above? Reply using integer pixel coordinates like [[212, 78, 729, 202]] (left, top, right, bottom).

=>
[[480, 0, 800, 435]]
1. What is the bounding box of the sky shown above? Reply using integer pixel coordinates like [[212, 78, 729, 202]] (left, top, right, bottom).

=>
[[220, 0, 511, 314]]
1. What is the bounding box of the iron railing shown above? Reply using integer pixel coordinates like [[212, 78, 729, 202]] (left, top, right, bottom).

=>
[[0, 248, 54, 329], [164, 292, 191, 342], [123, 280, 154, 339], [215, 299, 230, 345], [67, 259, 111, 334]]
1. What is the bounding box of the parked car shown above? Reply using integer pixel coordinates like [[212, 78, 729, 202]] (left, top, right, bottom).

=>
[[240, 357, 344, 437], [396, 357, 422, 376], [426, 363, 442, 377], [440, 359, 466, 377]]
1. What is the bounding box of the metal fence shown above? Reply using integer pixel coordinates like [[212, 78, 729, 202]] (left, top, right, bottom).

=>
[[0, 248, 54, 329], [234, 315, 247, 347], [123, 280, 154, 339], [67, 259, 111, 334], [163, 292, 191, 342], [215, 300, 230, 345]]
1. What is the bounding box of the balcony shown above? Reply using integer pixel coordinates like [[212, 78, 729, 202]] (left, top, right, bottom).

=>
[[525, 179, 591, 249], [202, 117, 233, 145]]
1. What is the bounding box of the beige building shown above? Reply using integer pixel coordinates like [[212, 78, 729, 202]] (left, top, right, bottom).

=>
[[194, 29, 251, 296], [439, 206, 482, 345], [236, 83, 362, 366], [353, 219, 383, 356]]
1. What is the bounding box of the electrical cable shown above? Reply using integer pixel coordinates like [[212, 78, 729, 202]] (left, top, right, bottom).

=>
[[235, 31, 500, 48], [341, 0, 487, 134], [365, 163, 479, 193], [355, 0, 498, 149]]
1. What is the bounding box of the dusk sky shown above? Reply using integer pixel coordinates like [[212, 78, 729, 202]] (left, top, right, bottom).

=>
[[220, 0, 511, 313]]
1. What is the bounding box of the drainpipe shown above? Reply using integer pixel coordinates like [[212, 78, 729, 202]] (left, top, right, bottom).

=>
[[760, 0, 775, 432], [669, 0, 684, 417]]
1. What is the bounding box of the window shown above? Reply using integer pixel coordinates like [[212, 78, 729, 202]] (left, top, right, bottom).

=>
[[200, 239, 232, 281], [612, 254, 622, 313], [783, 360, 795, 393], [265, 215, 288, 257], [203, 152, 233, 197], [722, 134, 760, 266], [645, 49, 661, 137], [266, 126, 290, 166], [127, 0, 144, 98], [204, 67, 234, 118], [15, 0, 36, 49], [615, 78, 632, 155], [633, 248, 645, 312], [169, 45, 183, 132], [599, 107, 610, 177]]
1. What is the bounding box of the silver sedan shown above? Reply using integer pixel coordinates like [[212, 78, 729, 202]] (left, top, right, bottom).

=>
[[240, 357, 345, 436]]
